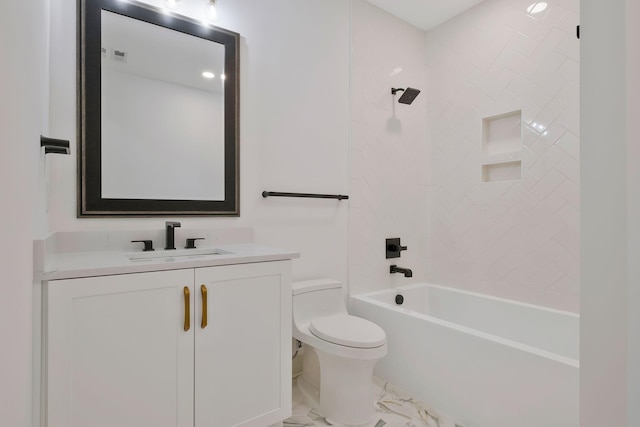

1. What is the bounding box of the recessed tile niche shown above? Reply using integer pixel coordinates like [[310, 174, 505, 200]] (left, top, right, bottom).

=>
[[481, 110, 522, 182]]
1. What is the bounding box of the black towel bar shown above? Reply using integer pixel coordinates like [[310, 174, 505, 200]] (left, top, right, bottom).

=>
[[262, 191, 349, 201]]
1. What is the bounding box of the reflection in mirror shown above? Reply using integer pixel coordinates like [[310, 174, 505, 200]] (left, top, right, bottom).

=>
[[101, 10, 225, 201], [79, 0, 239, 216]]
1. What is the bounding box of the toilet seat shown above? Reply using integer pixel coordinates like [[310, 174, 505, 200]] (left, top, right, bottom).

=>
[[309, 314, 386, 348]]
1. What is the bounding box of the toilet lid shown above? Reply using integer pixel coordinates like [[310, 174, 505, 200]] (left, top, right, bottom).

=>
[[309, 314, 386, 349]]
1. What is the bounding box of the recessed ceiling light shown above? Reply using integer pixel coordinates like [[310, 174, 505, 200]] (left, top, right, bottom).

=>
[[202, 71, 215, 79], [220, 74, 226, 80], [527, 2, 548, 14]]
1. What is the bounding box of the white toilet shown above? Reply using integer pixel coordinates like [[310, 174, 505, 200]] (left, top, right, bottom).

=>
[[292, 279, 387, 426]]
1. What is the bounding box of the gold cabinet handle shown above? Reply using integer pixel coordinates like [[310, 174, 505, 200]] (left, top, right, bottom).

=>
[[184, 286, 190, 332], [201, 285, 208, 329]]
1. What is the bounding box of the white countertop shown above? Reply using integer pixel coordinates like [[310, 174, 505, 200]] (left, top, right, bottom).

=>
[[37, 243, 300, 281]]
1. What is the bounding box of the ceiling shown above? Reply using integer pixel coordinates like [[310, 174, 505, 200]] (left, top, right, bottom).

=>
[[365, 0, 485, 31]]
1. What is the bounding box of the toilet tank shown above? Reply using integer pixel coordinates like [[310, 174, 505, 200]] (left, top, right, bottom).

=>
[[292, 279, 348, 325]]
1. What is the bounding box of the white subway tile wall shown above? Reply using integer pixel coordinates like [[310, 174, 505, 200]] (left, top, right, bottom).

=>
[[349, 0, 430, 296], [350, 0, 579, 312], [427, 0, 580, 311]]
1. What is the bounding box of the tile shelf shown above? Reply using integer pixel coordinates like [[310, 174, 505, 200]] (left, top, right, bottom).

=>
[[481, 160, 522, 182], [481, 110, 523, 182]]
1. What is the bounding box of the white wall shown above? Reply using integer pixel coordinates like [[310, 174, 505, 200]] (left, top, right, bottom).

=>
[[0, 1, 46, 426], [627, 0, 640, 423], [349, 0, 429, 295], [580, 0, 628, 425], [47, 0, 351, 283], [425, 0, 580, 312]]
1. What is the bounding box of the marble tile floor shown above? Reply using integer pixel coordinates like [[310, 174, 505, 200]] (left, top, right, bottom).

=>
[[284, 378, 461, 427]]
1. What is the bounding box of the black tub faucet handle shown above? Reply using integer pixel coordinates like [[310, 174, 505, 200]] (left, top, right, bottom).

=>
[[386, 237, 408, 259]]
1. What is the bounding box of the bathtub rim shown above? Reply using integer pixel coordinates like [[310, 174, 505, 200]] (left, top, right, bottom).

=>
[[353, 282, 579, 317], [350, 282, 580, 368]]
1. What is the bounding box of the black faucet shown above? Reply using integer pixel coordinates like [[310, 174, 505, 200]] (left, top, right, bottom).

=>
[[165, 221, 181, 250], [390, 265, 413, 278]]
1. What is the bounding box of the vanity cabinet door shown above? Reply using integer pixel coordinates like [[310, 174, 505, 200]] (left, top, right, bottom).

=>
[[194, 261, 292, 427], [46, 269, 195, 427]]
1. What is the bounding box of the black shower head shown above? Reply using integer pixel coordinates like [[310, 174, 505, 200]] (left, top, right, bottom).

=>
[[391, 87, 421, 105]]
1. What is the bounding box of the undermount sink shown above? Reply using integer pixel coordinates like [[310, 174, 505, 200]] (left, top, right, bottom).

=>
[[126, 248, 231, 261]]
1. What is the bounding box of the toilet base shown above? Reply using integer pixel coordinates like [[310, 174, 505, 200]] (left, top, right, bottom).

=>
[[298, 347, 379, 426]]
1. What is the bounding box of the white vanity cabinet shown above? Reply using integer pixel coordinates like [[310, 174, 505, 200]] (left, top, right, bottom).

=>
[[44, 260, 291, 427]]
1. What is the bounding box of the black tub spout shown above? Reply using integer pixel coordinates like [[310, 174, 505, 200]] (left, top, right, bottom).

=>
[[390, 265, 413, 278]]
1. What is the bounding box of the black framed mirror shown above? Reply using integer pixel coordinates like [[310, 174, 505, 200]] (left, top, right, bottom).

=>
[[79, 0, 239, 216]]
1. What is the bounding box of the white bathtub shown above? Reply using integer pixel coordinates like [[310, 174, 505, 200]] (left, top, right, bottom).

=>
[[349, 283, 579, 427]]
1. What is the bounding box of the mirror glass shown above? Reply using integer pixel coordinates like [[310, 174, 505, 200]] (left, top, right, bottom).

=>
[[101, 10, 226, 201], [79, 0, 240, 216]]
